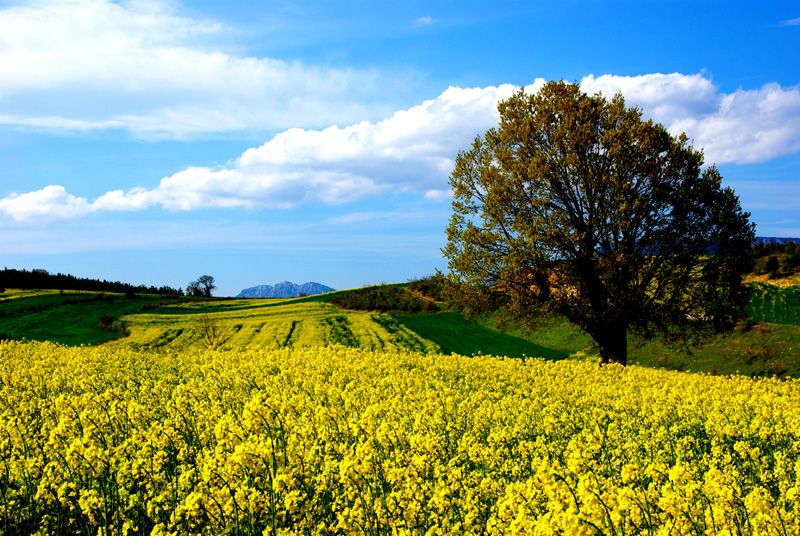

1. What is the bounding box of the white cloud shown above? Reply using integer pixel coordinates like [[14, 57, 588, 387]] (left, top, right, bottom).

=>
[[0, 0, 391, 137], [0, 83, 525, 222], [582, 74, 800, 164], [781, 17, 800, 26], [414, 16, 436, 27], [424, 189, 451, 201], [0, 185, 92, 222], [2, 73, 800, 222], [581, 72, 719, 124], [668, 84, 800, 163]]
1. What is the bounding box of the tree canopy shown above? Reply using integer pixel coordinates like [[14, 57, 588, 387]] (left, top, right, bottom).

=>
[[187, 275, 215, 298], [444, 81, 755, 365]]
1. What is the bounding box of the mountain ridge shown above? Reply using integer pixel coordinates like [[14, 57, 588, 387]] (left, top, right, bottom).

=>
[[237, 281, 334, 298], [755, 237, 800, 245]]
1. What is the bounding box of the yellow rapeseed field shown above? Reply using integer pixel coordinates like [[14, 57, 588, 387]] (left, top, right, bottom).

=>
[[1, 340, 799, 534]]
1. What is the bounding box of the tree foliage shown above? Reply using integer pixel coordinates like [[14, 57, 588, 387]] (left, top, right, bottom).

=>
[[187, 275, 215, 298], [444, 81, 755, 365]]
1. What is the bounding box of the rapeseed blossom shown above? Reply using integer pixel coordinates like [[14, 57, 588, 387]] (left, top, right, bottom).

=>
[[0, 340, 798, 534]]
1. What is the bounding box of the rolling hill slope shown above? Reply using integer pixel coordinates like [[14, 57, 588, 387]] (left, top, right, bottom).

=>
[[111, 297, 438, 353], [2, 282, 799, 377]]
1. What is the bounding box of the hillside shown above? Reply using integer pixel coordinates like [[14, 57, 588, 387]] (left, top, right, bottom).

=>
[[2, 281, 799, 377], [111, 295, 438, 353], [0, 289, 182, 345]]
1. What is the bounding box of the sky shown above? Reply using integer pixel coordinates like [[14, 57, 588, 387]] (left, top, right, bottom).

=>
[[1, 0, 799, 296]]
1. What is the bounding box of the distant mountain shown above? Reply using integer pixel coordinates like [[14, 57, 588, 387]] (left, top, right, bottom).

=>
[[756, 237, 800, 245], [236, 281, 334, 299]]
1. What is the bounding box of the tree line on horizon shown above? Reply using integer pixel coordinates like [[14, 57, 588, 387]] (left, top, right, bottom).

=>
[[0, 268, 183, 296]]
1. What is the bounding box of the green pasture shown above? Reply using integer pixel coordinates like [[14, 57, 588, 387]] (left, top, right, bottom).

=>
[[0, 290, 178, 345], [748, 283, 800, 325], [393, 311, 577, 359], [2, 283, 799, 377]]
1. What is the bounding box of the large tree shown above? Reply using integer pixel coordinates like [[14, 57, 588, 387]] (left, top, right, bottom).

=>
[[444, 81, 755, 365]]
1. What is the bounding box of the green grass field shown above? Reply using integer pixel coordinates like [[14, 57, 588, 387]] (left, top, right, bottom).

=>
[[2, 283, 799, 377], [748, 283, 800, 325], [394, 311, 575, 359], [0, 289, 181, 345]]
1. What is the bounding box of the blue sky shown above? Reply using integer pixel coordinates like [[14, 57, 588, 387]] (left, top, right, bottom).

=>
[[1, 0, 799, 296]]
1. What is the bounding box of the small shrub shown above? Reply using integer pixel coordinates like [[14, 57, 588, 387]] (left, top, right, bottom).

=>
[[97, 316, 115, 330], [407, 273, 446, 301], [196, 314, 232, 350], [766, 256, 780, 278], [770, 360, 788, 377]]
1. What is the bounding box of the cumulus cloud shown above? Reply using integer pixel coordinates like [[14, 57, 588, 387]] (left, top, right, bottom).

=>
[[2, 73, 800, 222], [0, 83, 528, 222], [582, 73, 800, 163], [581, 73, 720, 124], [0, 0, 390, 137], [668, 83, 800, 163], [0, 185, 92, 222]]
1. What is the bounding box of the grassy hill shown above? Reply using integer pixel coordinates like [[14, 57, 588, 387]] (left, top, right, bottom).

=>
[[111, 296, 438, 353], [0, 289, 181, 345], [2, 282, 799, 377]]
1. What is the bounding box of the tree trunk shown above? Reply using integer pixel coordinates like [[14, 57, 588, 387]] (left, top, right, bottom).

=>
[[595, 324, 628, 366]]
